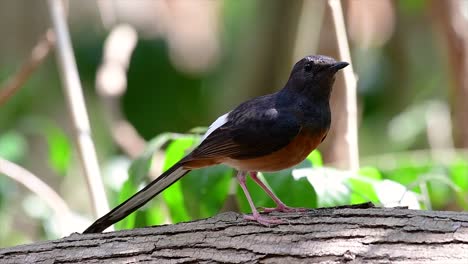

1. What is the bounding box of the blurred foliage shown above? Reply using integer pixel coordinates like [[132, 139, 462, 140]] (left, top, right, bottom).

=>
[[0, 131, 27, 162], [20, 117, 72, 175], [123, 41, 208, 139]]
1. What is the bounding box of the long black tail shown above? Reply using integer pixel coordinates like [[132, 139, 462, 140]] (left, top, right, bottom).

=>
[[83, 162, 190, 233]]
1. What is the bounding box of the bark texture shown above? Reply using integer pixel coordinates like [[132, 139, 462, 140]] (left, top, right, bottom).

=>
[[1, 205, 468, 264]]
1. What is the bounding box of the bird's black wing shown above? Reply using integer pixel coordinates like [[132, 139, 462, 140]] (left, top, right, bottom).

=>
[[189, 97, 301, 160]]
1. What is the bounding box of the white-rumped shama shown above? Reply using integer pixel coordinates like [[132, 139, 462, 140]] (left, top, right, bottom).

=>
[[84, 55, 349, 233]]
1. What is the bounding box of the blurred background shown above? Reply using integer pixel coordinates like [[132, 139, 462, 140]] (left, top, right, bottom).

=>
[[1, 0, 467, 247]]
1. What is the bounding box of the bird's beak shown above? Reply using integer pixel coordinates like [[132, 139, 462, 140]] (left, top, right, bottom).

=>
[[329, 61, 349, 71]]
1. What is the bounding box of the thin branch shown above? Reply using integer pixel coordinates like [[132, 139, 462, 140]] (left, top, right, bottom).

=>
[[47, 0, 111, 224], [0, 157, 74, 235], [0, 30, 55, 107], [328, 0, 360, 171]]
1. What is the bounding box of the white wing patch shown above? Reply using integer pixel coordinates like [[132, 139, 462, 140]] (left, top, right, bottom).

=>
[[201, 112, 229, 142]]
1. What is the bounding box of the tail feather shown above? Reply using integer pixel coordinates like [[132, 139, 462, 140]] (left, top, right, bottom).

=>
[[83, 162, 190, 233]]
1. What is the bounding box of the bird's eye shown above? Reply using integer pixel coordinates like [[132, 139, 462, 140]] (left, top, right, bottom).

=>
[[304, 63, 312, 72]]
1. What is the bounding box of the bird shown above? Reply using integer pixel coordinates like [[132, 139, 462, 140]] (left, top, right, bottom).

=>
[[83, 55, 349, 233]]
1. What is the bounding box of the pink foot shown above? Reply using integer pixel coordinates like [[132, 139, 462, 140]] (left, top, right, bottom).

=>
[[263, 204, 308, 213], [243, 213, 283, 225]]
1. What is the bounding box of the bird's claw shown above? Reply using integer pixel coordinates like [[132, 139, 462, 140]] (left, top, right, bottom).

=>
[[243, 213, 283, 226], [262, 205, 307, 213]]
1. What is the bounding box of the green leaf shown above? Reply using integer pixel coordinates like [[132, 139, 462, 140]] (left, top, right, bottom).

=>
[[144, 201, 166, 226], [450, 159, 468, 192], [181, 165, 232, 219], [449, 159, 468, 209], [349, 179, 379, 204], [0, 132, 27, 162], [236, 169, 317, 213], [117, 133, 186, 229], [293, 167, 416, 208], [349, 167, 382, 204], [234, 150, 321, 213], [421, 166, 464, 209], [19, 117, 72, 175], [382, 163, 432, 194], [398, 0, 426, 14], [306, 150, 323, 167], [44, 127, 71, 175], [359, 167, 383, 180], [297, 168, 351, 207], [125, 198, 166, 229], [162, 136, 197, 223], [115, 179, 138, 230], [115, 181, 166, 230], [236, 173, 275, 213], [127, 133, 176, 185], [265, 169, 317, 208], [374, 179, 420, 209], [427, 179, 451, 209]]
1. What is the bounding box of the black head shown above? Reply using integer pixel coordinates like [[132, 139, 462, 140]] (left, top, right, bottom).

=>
[[286, 55, 348, 100]]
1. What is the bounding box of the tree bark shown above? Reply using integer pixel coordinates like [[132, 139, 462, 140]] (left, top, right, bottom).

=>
[[1, 205, 468, 264]]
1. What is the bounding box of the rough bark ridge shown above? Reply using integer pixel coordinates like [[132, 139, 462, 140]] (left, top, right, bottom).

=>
[[1, 205, 468, 263]]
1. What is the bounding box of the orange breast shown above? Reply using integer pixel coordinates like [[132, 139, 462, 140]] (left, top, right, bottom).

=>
[[221, 129, 326, 172]]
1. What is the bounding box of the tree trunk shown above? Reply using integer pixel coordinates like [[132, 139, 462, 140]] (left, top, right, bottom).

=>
[[430, 0, 468, 148], [1, 205, 468, 263]]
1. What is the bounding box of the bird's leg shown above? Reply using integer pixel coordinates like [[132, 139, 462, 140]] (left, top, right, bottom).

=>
[[249, 171, 306, 213], [236, 171, 282, 225]]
